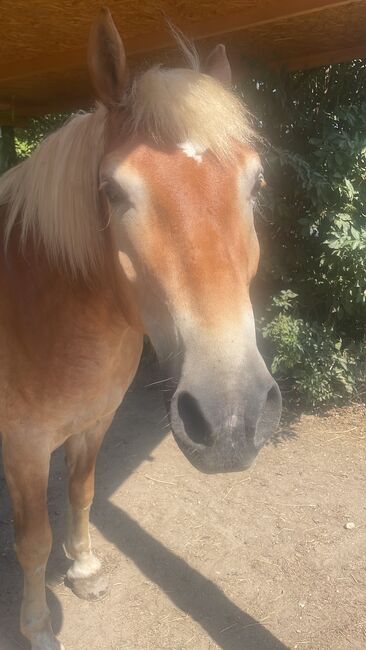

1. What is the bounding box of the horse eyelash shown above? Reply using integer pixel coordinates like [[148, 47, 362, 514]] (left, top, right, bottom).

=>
[[252, 172, 266, 198]]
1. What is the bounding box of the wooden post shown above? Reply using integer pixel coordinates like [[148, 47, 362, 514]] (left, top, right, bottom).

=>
[[0, 125, 17, 174]]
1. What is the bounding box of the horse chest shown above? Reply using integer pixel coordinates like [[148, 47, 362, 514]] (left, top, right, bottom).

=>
[[0, 313, 143, 443], [56, 327, 143, 440]]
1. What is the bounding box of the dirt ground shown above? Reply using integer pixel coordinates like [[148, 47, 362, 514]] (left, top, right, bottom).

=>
[[0, 363, 365, 650]]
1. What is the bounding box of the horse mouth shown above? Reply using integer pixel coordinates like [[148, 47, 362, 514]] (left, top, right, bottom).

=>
[[171, 430, 258, 474]]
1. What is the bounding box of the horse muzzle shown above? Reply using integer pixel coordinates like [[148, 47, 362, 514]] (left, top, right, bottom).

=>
[[168, 375, 282, 474]]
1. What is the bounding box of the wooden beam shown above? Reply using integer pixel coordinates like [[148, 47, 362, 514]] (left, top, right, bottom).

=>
[[278, 42, 366, 70], [5, 35, 364, 120], [0, 0, 362, 83], [0, 116, 29, 127], [0, 126, 17, 173], [0, 95, 92, 122]]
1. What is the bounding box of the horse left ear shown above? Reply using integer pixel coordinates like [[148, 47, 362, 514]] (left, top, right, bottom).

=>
[[203, 44, 232, 87], [88, 8, 129, 107]]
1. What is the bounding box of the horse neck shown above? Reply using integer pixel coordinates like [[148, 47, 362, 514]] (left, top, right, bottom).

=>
[[0, 213, 141, 338]]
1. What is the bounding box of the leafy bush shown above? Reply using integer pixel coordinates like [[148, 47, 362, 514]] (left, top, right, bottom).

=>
[[262, 291, 363, 405], [242, 60, 365, 405], [14, 113, 70, 160]]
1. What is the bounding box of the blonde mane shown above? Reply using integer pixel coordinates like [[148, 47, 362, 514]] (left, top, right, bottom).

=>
[[127, 67, 254, 160], [0, 108, 107, 277], [0, 58, 254, 278]]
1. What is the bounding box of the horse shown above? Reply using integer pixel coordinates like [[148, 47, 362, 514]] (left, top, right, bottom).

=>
[[0, 9, 282, 649]]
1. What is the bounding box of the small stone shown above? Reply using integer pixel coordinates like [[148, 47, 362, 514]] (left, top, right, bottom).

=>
[[299, 600, 306, 608], [344, 521, 355, 530]]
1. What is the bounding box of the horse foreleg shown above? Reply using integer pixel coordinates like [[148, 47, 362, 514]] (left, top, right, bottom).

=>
[[2, 438, 63, 650], [63, 416, 113, 601]]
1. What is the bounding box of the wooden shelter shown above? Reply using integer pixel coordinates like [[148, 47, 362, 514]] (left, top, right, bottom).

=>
[[0, 0, 366, 125]]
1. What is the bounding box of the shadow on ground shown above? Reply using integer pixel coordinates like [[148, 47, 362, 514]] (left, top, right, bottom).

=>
[[0, 360, 290, 649], [269, 405, 301, 446]]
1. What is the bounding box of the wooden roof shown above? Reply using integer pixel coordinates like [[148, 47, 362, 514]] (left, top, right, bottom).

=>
[[1, 0, 366, 124]]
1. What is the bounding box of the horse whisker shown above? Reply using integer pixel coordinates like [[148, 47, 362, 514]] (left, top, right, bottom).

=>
[[144, 376, 174, 388]]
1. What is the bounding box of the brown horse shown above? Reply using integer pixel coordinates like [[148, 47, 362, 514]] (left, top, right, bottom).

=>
[[0, 9, 281, 650]]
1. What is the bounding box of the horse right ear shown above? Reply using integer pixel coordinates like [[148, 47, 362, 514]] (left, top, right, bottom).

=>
[[203, 44, 232, 88], [88, 8, 128, 108]]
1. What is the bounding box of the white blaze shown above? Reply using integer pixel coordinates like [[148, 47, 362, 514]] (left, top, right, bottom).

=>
[[178, 141, 205, 164]]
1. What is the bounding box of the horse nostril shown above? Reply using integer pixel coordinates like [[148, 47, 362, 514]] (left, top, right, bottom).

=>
[[253, 380, 282, 447], [177, 391, 213, 446], [265, 382, 282, 419]]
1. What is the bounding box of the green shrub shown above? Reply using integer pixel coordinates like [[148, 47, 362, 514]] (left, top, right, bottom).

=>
[[241, 60, 366, 405], [262, 291, 363, 405], [14, 113, 71, 160]]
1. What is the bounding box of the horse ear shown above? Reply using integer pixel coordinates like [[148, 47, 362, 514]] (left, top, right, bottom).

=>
[[88, 8, 128, 107], [203, 44, 232, 87]]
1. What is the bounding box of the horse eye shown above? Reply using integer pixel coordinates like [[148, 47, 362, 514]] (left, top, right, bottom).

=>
[[252, 172, 266, 198], [101, 178, 126, 204]]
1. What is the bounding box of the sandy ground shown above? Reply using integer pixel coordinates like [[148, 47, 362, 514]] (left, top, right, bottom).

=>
[[0, 363, 365, 650]]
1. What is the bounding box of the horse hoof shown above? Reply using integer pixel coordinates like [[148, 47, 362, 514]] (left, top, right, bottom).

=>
[[65, 552, 109, 601], [67, 570, 110, 601]]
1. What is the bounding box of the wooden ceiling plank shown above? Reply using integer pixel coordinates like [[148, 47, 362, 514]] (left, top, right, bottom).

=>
[[186, 0, 364, 40], [0, 0, 362, 83]]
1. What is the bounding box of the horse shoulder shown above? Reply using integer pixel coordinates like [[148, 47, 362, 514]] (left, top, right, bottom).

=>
[[0, 229, 142, 443]]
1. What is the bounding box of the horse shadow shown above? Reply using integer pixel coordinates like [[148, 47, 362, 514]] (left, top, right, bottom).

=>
[[0, 360, 291, 649]]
